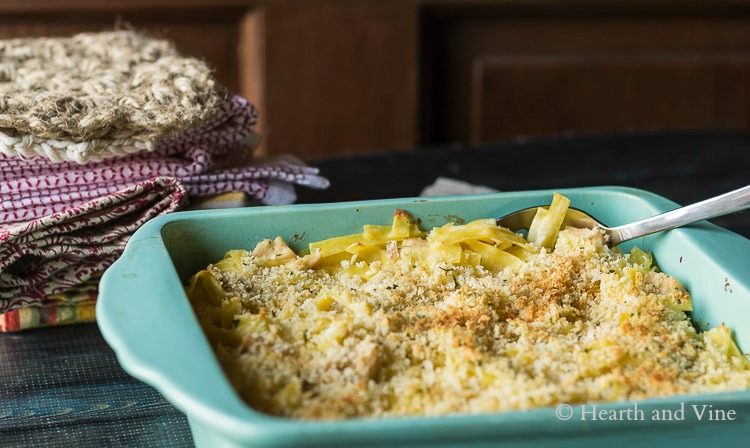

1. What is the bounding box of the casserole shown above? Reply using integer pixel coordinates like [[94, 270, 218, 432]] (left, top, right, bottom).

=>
[[98, 186, 750, 447]]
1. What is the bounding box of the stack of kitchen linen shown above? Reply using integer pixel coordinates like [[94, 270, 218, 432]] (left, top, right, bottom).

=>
[[0, 32, 328, 331]]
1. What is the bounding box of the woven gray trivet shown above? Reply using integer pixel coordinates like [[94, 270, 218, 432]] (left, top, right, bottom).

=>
[[0, 31, 224, 143]]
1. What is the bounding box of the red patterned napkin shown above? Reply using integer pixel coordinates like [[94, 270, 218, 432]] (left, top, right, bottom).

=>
[[0, 96, 329, 223], [0, 177, 185, 314]]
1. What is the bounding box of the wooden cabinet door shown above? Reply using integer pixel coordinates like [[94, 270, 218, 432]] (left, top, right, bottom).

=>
[[423, 6, 750, 145]]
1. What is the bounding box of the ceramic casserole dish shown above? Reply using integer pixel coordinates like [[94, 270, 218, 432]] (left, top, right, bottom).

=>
[[98, 186, 750, 447]]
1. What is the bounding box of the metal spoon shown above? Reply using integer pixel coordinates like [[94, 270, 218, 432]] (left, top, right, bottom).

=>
[[496, 185, 750, 246]]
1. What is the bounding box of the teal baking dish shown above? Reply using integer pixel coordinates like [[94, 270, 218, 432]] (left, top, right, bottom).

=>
[[97, 186, 750, 447]]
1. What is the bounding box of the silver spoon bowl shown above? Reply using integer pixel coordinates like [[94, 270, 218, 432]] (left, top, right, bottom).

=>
[[496, 185, 750, 246]]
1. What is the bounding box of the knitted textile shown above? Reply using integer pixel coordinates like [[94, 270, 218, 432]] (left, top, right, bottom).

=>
[[0, 177, 186, 313], [0, 31, 222, 144]]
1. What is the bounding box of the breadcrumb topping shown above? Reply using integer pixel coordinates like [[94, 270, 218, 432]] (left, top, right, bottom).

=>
[[190, 227, 750, 419]]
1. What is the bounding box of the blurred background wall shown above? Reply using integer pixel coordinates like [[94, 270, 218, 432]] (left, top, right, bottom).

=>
[[3, 0, 750, 159]]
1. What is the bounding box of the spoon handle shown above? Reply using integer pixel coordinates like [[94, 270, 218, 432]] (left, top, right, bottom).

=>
[[610, 185, 750, 245]]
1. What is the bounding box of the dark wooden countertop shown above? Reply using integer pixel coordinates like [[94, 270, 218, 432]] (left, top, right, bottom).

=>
[[1, 132, 748, 447]]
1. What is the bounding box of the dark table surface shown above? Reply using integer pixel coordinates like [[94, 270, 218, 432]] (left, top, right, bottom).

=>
[[1, 132, 749, 447]]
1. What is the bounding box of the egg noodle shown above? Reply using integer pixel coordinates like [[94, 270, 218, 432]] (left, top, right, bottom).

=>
[[187, 194, 750, 419]]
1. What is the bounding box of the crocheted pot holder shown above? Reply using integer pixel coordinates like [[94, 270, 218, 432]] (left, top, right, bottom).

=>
[[0, 31, 224, 144]]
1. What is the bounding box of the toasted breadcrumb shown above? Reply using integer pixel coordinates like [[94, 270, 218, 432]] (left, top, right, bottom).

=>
[[192, 227, 750, 419]]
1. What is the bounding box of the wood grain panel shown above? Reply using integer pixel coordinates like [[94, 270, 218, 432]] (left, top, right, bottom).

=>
[[263, 0, 418, 158], [238, 9, 267, 154], [426, 13, 750, 145], [471, 54, 750, 142]]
